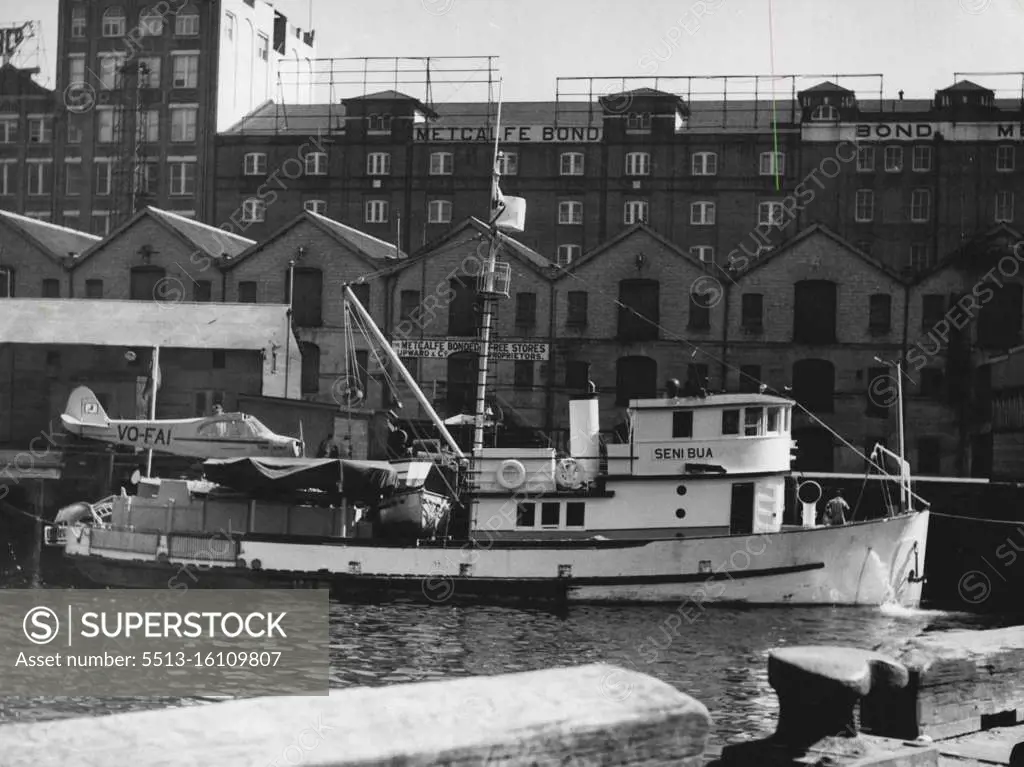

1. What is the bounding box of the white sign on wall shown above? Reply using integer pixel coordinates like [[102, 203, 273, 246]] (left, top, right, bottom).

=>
[[802, 122, 1024, 142], [393, 338, 550, 361], [414, 125, 603, 143]]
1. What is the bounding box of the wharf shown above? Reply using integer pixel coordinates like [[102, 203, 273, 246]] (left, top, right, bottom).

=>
[[1, 625, 1022, 765]]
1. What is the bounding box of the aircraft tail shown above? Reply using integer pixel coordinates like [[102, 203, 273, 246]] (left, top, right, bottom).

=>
[[60, 386, 111, 434]]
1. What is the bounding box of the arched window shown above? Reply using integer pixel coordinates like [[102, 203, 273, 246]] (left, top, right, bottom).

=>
[[793, 280, 837, 344], [139, 6, 164, 36], [446, 352, 478, 414], [129, 266, 166, 301], [792, 359, 835, 413], [175, 3, 200, 36], [102, 6, 126, 37], [616, 356, 657, 406], [299, 342, 320, 395]]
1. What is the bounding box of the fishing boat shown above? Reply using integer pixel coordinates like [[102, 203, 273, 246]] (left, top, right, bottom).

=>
[[53, 84, 930, 607]]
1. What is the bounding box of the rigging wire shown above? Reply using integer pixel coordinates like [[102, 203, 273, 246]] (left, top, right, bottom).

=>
[[338, 231, 909, 489]]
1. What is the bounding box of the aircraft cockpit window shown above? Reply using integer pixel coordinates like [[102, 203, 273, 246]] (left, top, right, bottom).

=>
[[244, 417, 273, 438]]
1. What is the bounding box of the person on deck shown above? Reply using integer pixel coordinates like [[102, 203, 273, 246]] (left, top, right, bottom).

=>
[[824, 489, 850, 526], [211, 404, 227, 437], [317, 431, 341, 459]]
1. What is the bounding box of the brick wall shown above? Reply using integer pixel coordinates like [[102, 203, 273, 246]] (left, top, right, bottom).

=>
[[70, 217, 226, 300]]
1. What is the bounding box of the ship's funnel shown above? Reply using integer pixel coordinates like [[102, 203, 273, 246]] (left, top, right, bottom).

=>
[[569, 395, 601, 483]]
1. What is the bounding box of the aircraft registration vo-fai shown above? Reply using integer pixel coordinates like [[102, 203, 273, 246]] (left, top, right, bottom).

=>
[[60, 387, 303, 459]]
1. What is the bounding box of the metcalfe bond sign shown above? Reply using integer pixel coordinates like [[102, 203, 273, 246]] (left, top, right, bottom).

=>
[[802, 122, 1024, 142], [393, 338, 550, 361], [414, 125, 603, 143]]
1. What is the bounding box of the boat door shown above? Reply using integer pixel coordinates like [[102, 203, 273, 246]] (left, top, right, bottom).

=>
[[729, 482, 755, 535]]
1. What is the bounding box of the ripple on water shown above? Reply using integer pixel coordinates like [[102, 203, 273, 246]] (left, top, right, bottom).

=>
[[1, 590, 1017, 750]]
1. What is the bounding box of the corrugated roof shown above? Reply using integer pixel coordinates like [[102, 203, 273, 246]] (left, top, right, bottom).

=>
[[0, 299, 294, 350], [147, 207, 255, 258], [0, 210, 100, 264], [307, 211, 404, 261], [221, 95, 1024, 136]]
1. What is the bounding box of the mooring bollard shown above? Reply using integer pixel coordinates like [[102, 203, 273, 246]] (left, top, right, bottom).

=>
[[712, 646, 939, 766]]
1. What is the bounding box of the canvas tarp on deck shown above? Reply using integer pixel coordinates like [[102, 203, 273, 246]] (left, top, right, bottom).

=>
[[202, 457, 399, 503]]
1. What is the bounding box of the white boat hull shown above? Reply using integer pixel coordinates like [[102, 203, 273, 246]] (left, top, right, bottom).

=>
[[63, 511, 928, 607]]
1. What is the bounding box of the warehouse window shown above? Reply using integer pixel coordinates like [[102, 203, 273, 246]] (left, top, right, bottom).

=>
[[691, 152, 717, 176], [286, 267, 323, 327], [624, 200, 648, 225], [793, 281, 837, 344], [299, 342, 320, 394], [625, 152, 650, 176], [560, 152, 584, 176], [130, 267, 166, 301], [558, 201, 583, 225], [243, 153, 267, 175], [618, 279, 659, 341], [429, 152, 453, 175]]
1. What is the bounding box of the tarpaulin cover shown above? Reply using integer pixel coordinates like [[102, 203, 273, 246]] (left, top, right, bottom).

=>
[[202, 457, 399, 503]]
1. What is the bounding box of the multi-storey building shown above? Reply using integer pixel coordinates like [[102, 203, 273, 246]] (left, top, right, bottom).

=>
[[216, 74, 1023, 280], [49, 0, 316, 233], [0, 63, 58, 222]]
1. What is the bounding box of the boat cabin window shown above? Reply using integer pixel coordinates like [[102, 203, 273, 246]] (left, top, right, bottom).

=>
[[722, 409, 740, 435], [566, 502, 585, 527], [672, 410, 693, 438], [744, 407, 764, 436], [541, 502, 560, 527], [767, 407, 781, 433], [516, 502, 535, 527]]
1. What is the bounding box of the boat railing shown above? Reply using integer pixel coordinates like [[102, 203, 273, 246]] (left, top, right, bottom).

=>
[[42, 525, 67, 547], [167, 532, 239, 562]]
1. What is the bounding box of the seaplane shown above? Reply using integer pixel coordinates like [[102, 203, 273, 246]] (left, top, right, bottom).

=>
[[59, 386, 304, 459]]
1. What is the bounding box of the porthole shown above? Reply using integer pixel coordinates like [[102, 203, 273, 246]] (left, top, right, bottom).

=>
[[676, 485, 687, 495], [676, 509, 686, 519]]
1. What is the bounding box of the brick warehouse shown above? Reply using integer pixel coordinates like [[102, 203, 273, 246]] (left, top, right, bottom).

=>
[[216, 74, 1023, 279], [3, 203, 1024, 476]]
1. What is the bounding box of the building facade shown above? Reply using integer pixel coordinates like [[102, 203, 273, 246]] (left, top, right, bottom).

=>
[[36, 0, 316, 233], [216, 78, 1023, 281], [2, 203, 1023, 477], [0, 64, 59, 223]]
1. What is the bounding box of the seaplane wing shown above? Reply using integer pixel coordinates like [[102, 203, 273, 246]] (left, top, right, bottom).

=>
[[60, 386, 303, 460]]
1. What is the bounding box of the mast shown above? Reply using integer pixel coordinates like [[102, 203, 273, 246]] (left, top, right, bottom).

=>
[[145, 345, 160, 478], [896, 358, 909, 512], [342, 284, 465, 459], [472, 80, 506, 455]]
